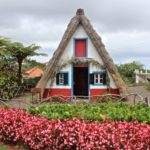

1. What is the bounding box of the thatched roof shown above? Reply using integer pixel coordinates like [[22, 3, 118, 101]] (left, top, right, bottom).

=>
[[36, 8, 128, 95]]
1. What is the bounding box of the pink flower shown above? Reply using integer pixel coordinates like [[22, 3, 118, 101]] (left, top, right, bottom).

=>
[[0, 107, 150, 149]]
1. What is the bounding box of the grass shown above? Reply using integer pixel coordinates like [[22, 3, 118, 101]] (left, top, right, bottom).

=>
[[128, 82, 147, 87], [0, 145, 8, 150], [0, 144, 26, 150]]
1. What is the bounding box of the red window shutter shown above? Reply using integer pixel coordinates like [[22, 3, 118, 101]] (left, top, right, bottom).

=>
[[75, 39, 86, 57]]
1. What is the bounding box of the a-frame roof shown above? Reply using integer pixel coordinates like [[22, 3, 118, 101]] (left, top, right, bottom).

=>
[[36, 9, 128, 95]]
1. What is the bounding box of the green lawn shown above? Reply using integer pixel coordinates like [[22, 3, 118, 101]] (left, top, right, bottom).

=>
[[0, 145, 8, 150]]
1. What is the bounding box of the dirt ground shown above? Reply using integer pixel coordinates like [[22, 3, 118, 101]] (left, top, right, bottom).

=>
[[2, 93, 33, 109], [128, 86, 150, 98], [127, 86, 150, 104]]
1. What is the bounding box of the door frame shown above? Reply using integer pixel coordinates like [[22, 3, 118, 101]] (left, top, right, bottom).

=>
[[71, 63, 90, 97]]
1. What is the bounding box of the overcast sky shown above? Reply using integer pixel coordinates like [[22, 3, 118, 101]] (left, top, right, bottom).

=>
[[0, 0, 150, 69]]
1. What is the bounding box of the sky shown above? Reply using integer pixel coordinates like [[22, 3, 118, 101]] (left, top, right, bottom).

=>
[[0, 0, 150, 69]]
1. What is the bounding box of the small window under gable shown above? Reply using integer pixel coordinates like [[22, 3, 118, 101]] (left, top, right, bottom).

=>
[[75, 39, 87, 57], [56, 73, 68, 85]]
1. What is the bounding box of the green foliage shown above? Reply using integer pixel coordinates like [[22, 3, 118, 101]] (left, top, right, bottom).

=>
[[0, 57, 18, 89], [23, 77, 41, 88], [5, 41, 43, 85], [0, 36, 47, 85], [116, 61, 143, 84], [0, 36, 46, 98], [0, 37, 18, 98], [27, 103, 150, 124], [22, 59, 45, 72]]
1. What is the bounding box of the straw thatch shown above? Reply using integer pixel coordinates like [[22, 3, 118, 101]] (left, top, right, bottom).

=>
[[36, 8, 128, 95]]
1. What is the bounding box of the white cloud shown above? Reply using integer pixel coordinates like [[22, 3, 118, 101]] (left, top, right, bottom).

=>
[[0, 0, 150, 68]]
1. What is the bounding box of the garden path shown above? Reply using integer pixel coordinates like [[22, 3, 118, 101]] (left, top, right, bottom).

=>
[[6, 93, 32, 108], [128, 86, 150, 104]]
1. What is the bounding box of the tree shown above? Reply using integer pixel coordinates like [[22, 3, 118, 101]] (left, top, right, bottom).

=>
[[0, 37, 9, 56], [8, 42, 47, 85], [0, 37, 16, 78], [0, 37, 18, 96], [116, 61, 143, 84], [0, 37, 47, 85], [22, 59, 46, 73]]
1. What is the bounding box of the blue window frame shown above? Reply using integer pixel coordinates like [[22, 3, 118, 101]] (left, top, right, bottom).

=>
[[74, 37, 88, 58], [90, 71, 107, 86], [56, 72, 69, 86]]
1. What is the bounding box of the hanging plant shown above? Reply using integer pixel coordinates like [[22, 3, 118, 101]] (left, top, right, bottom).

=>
[[58, 57, 106, 70]]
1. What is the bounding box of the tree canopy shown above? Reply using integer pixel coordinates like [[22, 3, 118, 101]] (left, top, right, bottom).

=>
[[0, 36, 47, 87], [116, 61, 144, 84]]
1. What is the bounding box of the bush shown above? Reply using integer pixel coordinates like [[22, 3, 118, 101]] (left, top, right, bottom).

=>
[[0, 75, 18, 99], [116, 61, 143, 84], [27, 103, 150, 123], [0, 107, 150, 150], [23, 77, 41, 88]]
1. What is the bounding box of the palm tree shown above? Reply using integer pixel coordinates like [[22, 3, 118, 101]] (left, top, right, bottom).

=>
[[0, 37, 47, 85], [0, 36, 47, 85], [1, 38, 47, 85], [0, 37, 13, 74]]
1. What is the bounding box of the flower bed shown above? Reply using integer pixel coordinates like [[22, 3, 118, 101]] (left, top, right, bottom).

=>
[[0, 107, 150, 150], [27, 103, 150, 123]]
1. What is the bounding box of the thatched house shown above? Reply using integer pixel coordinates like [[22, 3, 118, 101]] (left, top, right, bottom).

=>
[[37, 9, 128, 98]]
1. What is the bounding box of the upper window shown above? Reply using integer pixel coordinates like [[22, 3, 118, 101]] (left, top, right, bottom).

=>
[[56, 73, 68, 85], [75, 39, 87, 57]]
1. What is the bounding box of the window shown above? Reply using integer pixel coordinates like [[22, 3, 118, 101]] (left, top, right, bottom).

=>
[[56, 73, 68, 85], [90, 72, 106, 85], [75, 39, 87, 57], [94, 73, 103, 84], [59, 73, 64, 84]]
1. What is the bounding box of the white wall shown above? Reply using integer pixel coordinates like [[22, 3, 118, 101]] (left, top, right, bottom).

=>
[[46, 25, 117, 89], [135, 73, 149, 84]]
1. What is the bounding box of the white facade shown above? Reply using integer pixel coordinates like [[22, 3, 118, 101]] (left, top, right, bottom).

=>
[[135, 70, 150, 84], [46, 25, 117, 90]]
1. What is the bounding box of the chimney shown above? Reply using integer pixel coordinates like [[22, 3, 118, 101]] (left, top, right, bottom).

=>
[[76, 8, 84, 15]]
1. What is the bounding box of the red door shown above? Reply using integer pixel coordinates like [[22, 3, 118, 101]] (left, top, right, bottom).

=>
[[75, 39, 86, 57]]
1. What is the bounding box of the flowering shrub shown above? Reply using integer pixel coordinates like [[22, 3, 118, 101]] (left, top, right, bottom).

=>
[[0, 107, 150, 150]]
